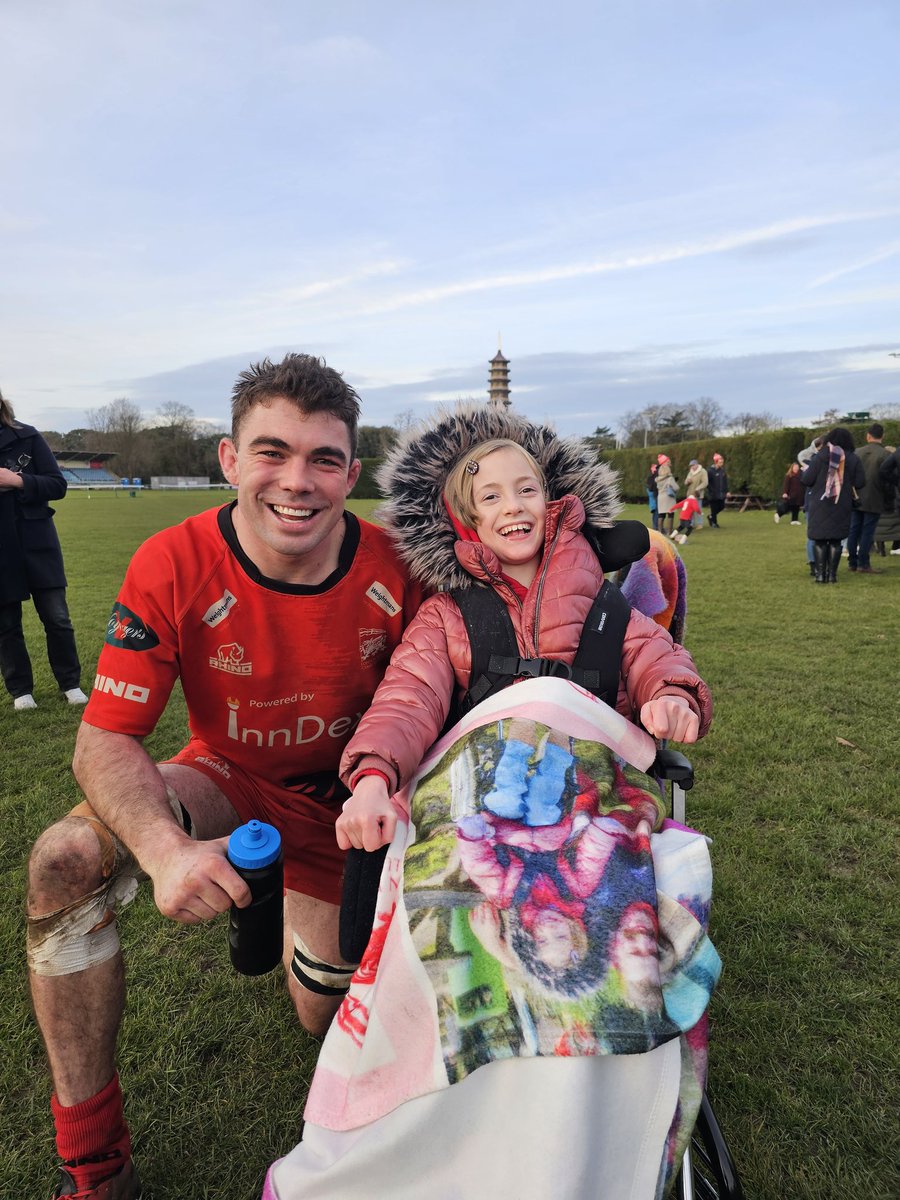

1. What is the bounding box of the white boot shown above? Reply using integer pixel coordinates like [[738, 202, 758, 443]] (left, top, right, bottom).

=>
[[14, 693, 37, 710], [64, 687, 89, 705]]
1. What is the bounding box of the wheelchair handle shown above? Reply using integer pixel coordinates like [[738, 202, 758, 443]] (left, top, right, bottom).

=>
[[651, 746, 694, 790]]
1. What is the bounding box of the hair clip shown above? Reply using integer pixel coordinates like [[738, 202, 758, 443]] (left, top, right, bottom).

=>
[[465, 459, 479, 475]]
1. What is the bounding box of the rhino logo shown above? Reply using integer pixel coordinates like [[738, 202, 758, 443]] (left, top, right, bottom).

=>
[[209, 642, 252, 675]]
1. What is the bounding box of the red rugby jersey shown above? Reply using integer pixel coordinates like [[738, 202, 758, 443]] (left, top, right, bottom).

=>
[[84, 505, 422, 785]]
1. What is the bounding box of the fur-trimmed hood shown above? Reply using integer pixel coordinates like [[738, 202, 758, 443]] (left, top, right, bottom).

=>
[[375, 403, 622, 590]]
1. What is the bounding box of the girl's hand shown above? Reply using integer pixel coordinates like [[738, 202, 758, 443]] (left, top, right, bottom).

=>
[[640, 695, 700, 743], [335, 775, 398, 851]]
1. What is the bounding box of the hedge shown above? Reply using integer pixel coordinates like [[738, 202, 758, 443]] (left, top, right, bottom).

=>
[[354, 458, 384, 500], [354, 423, 900, 504], [603, 421, 900, 503]]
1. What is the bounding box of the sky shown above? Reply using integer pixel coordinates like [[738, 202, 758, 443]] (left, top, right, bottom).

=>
[[2, 0, 899, 439]]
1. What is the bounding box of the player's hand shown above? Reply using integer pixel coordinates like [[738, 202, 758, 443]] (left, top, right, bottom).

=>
[[147, 836, 251, 924], [336, 776, 398, 852], [640, 695, 700, 743]]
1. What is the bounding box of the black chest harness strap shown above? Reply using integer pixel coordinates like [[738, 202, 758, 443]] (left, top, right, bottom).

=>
[[449, 578, 632, 719]]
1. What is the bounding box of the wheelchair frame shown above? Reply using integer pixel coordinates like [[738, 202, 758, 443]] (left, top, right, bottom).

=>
[[656, 750, 743, 1200]]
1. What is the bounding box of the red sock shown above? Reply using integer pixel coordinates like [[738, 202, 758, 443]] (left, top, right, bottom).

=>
[[51, 1074, 132, 1192]]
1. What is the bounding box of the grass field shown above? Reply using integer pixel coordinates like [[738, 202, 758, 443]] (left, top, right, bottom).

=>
[[1, 489, 897, 1200]]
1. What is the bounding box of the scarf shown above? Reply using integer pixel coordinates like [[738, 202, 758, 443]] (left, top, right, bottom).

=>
[[822, 443, 845, 503]]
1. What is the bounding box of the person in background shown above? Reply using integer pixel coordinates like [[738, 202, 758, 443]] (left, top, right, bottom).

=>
[[645, 462, 659, 530], [846, 423, 889, 574], [706, 453, 728, 529], [874, 445, 900, 556], [655, 454, 678, 535], [775, 463, 805, 525], [801, 437, 824, 576], [684, 460, 708, 529], [0, 387, 87, 711], [669, 494, 702, 544], [800, 427, 865, 583], [797, 436, 820, 470]]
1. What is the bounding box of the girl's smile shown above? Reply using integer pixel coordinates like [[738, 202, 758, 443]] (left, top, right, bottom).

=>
[[472, 447, 547, 586]]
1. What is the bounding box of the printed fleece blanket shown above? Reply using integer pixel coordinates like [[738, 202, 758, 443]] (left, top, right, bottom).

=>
[[264, 677, 720, 1200]]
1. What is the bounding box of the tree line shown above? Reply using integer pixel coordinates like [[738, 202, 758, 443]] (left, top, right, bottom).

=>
[[609, 399, 900, 450], [611, 397, 784, 449], [42, 397, 402, 482], [43, 395, 900, 483]]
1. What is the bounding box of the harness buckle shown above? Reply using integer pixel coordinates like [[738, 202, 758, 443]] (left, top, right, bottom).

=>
[[515, 658, 572, 681]]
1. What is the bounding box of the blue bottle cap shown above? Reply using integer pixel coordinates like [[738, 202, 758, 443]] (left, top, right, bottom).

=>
[[227, 820, 282, 869]]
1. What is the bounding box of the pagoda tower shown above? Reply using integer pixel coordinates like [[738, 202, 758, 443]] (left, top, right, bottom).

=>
[[488, 346, 511, 409]]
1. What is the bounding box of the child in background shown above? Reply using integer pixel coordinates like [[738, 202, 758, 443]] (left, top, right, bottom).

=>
[[669, 495, 702, 545]]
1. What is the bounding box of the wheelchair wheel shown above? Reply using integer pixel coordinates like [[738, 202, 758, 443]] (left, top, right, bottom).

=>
[[677, 1093, 743, 1200]]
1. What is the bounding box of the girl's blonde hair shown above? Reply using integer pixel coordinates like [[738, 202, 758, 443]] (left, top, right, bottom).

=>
[[444, 439, 546, 529]]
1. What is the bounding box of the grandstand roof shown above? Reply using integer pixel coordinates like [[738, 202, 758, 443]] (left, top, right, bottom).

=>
[[54, 450, 117, 465]]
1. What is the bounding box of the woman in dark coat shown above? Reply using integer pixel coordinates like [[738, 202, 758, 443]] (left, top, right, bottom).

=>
[[775, 463, 805, 524], [800, 427, 865, 583], [0, 388, 86, 709], [874, 448, 900, 555]]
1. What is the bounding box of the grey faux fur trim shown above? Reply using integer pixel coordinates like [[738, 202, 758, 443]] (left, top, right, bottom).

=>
[[375, 402, 622, 590]]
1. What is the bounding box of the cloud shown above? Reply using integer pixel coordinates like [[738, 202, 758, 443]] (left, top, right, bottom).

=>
[[353, 341, 900, 435], [808, 242, 900, 288], [348, 210, 900, 317], [245, 260, 406, 307]]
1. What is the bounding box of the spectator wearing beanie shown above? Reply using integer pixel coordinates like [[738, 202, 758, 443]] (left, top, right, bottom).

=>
[[655, 454, 678, 535], [684, 459, 708, 529]]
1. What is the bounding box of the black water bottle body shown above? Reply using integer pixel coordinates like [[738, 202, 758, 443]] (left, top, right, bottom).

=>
[[227, 821, 284, 977]]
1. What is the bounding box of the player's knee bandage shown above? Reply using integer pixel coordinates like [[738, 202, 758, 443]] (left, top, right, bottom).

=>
[[26, 787, 191, 977], [290, 933, 357, 997]]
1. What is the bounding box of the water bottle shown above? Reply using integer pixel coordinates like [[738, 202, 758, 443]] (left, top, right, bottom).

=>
[[226, 820, 284, 976]]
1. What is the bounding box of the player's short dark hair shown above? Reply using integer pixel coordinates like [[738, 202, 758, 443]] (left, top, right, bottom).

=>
[[868, 422, 884, 439], [230, 353, 360, 458]]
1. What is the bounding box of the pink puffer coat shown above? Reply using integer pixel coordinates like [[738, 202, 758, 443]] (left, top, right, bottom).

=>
[[340, 495, 712, 795]]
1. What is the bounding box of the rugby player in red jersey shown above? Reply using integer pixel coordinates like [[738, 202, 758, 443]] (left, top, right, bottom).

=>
[[26, 354, 422, 1200]]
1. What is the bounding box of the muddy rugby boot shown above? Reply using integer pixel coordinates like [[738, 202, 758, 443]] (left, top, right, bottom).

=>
[[53, 1158, 142, 1200]]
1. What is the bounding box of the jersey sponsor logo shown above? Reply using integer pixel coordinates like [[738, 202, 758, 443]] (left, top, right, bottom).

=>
[[195, 754, 231, 780], [93, 674, 150, 704], [209, 642, 252, 675], [359, 627, 388, 664], [105, 602, 159, 651], [225, 697, 360, 750], [249, 692, 315, 706], [365, 581, 401, 617], [202, 589, 237, 628]]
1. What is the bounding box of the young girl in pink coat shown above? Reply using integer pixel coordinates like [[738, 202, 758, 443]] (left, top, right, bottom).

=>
[[263, 406, 717, 1200], [337, 423, 711, 855]]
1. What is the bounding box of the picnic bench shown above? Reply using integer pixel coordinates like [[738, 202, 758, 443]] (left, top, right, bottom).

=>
[[723, 494, 768, 511]]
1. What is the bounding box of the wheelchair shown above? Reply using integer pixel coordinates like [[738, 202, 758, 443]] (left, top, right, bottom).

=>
[[339, 745, 744, 1199], [655, 748, 743, 1200]]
